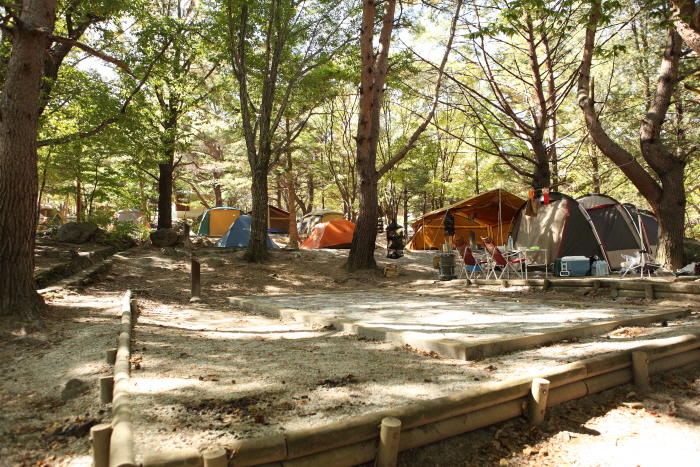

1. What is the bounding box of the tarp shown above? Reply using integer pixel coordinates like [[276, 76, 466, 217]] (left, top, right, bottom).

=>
[[215, 215, 279, 248], [299, 209, 344, 238], [406, 189, 525, 250], [198, 207, 242, 236], [512, 192, 607, 266], [577, 194, 650, 269], [300, 219, 355, 249]]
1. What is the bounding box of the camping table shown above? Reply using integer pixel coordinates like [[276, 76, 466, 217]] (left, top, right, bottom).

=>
[[512, 249, 547, 279]]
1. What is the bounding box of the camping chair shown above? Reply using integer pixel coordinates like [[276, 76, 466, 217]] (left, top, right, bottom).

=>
[[620, 249, 666, 279], [482, 239, 525, 280], [457, 246, 487, 279]]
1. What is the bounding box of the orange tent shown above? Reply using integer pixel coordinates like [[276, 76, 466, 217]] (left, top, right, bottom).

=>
[[300, 219, 355, 249]]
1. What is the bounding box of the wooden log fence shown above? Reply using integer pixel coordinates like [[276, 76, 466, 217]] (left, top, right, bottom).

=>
[[468, 277, 700, 301], [137, 332, 700, 467], [96, 281, 698, 467]]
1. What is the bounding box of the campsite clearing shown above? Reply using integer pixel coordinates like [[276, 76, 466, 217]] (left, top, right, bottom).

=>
[[1, 242, 699, 467]]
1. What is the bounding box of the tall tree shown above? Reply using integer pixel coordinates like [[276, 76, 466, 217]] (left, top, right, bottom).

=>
[[225, 0, 356, 262], [346, 0, 461, 270], [448, 0, 584, 191], [0, 0, 57, 321], [577, 0, 690, 268]]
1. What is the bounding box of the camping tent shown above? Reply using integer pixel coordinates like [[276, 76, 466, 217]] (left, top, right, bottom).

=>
[[267, 205, 290, 233], [577, 194, 655, 269], [620, 203, 659, 258], [38, 205, 63, 225], [406, 189, 526, 250], [245, 205, 291, 233], [299, 209, 344, 238], [198, 207, 243, 236], [511, 192, 607, 265], [300, 219, 355, 249], [215, 215, 279, 248], [114, 209, 149, 227]]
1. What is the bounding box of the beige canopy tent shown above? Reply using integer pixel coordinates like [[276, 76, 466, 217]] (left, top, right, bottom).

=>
[[406, 189, 525, 250]]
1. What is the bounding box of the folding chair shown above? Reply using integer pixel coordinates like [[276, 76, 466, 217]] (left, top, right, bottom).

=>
[[620, 249, 667, 279], [482, 240, 525, 280], [457, 246, 487, 279]]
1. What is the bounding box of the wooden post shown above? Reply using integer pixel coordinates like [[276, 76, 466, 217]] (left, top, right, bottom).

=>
[[501, 280, 508, 288], [90, 423, 112, 467], [183, 223, 191, 248], [100, 376, 113, 404], [191, 259, 201, 298], [610, 282, 619, 298], [106, 348, 117, 364], [632, 351, 649, 388], [203, 448, 227, 467], [377, 417, 401, 467], [645, 284, 655, 300], [592, 280, 601, 295], [527, 378, 550, 424]]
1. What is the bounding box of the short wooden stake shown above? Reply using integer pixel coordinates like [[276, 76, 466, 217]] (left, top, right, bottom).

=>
[[191, 259, 201, 298], [542, 279, 551, 291], [632, 351, 649, 388], [90, 423, 112, 467], [377, 417, 401, 467], [183, 224, 192, 248], [501, 280, 509, 288], [106, 348, 117, 365], [610, 282, 619, 298], [203, 448, 227, 467], [100, 376, 114, 404], [645, 284, 655, 300], [527, 378, 550, 424], [592, 280, 601, 295]]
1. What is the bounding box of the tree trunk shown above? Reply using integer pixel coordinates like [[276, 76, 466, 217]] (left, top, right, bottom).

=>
[[158, 163, 173, 229], [671, 0, 700, 55], [577, 2, 686, 269], [0, 0, 56, 322], [246, 166, 270, 262], [345, 0, 395, 271], [287, 151, 299, 248]]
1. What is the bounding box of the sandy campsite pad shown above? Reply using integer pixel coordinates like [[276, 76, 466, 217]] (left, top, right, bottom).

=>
[[227, 290, 689, 359]]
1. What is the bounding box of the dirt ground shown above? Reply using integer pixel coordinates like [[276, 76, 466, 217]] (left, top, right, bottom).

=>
[[1, 237, 699, 467]]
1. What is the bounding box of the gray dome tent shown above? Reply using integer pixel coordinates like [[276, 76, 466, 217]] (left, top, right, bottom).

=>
[[577, 194, 656, 269], [511, 192, 608, 267], [215, 215, 279, 248]]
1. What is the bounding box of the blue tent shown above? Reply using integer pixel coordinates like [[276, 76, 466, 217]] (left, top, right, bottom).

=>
[[215, 215, 279, 248]]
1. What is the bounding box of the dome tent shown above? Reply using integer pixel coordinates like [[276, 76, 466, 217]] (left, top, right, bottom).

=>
[[577, 194, 657, 269], [299, 209, 344, 238], [198, 207, 243, 236], [300, 219, 355, 249], [215, 215, 279, 248], [511, 192, 608, 264]]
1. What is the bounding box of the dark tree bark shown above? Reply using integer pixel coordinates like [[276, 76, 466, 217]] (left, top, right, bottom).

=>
[[158, 163, 174, 229], [346, 0, 461, 270], [578, 1, 687, 269], [0, 0, 56, 322]]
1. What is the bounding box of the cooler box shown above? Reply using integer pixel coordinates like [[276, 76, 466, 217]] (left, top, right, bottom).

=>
[[554, 256, 590, 277]]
